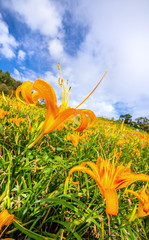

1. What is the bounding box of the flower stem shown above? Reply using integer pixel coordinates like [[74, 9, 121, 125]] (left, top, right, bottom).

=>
[[28, 133, 44, 149]]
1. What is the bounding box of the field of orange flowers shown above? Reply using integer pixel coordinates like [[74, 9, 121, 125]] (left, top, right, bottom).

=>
[[0, 69, 149, 239]]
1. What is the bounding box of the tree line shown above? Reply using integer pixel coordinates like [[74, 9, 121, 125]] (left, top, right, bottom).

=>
[[0, 69, 22, 94], [119, 114, 149, 133]]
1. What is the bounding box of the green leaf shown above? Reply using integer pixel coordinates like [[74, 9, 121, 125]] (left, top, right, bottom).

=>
[[54, 220, 82, 240], [13, 221, 53, 240]]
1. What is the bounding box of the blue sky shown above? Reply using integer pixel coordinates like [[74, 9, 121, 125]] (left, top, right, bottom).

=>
[[0, 0, 149, 120]]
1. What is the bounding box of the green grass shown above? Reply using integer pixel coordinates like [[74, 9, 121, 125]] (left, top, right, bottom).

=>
[[0, 95, 149, 239]]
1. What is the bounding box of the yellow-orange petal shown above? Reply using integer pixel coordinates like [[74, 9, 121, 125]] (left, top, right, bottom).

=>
[[16, 85, 26, 104], [138, 200, 149, 218], [68, 165, 97, 184], [1, 239, 15, 240], [124, 188, 149, 218], [80, 161, 104, 195], [68, 163, 105, 196], [115, 173, 149, 189], [0, 210, 14, 230], [113, 165, 130, 185], [75, 110, 88, 132], [43, 108, 77, 134], [82, 109, 96, 124], [1, 238, 15, 240], [28, 108, 80, 147], [33, 79, 59, 131], [21, 81, 34, 104], [104, 189, 118, 215], [81, 161, 100, 180], [32, 91, 41, 103], [33, 78, 58, 113], [9, 89, 14, 99]]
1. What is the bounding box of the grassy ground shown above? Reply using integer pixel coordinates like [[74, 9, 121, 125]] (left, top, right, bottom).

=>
[[0, 94, 149, 239]]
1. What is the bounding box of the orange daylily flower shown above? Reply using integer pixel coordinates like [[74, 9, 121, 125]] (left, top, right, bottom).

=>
[[8, 116, 26, 127], [16, 81, 40, 105], [16, 65, 107, 148], [65, 132, 81, 147], [125, 184, 149, 218], [65, 132, 89, 147], [68, 157, 149, 215], [0, 109, 11, 120], [17, 79, 95, 148], [0, 209, 14, 231], [116, 139, 129, 146]]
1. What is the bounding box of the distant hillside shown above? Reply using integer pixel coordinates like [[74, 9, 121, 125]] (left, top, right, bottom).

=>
[[0, 69, 22, 94], [0, 69, 148, 133]]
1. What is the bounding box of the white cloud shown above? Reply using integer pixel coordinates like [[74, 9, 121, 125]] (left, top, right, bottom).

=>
[[18, 49, 26, 61], [14, 68, 20, 76], [44, 71, 58, 85], [70, 92, 118, 119], [58, 0, 149, 119], [0, 13, 18, 58], [13, 67, 38, 82], [4, 0, 63, 37], [48, 38, 64, 60], [3, 0, 149, 119], [86, 100, 118, 119], [13, 68, 23, 81]]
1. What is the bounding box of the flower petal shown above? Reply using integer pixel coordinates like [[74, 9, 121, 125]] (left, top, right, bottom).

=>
[[81, 161, 104, 195], [82, 109, 96, 125], [104, 189, 118, 215], [116, 173, 149, 189], [32, 91, 41, 104], [138, 201, 149, 217], [81, 161, 100, 180], [68, 165, 97, 185], [0, 210, 14, 230], [21, 81, 34, 104], [75, 110, 88, 132], [33, 79, 59, 133], [16, 85, 27, 104], [33, 78, 58, 113]]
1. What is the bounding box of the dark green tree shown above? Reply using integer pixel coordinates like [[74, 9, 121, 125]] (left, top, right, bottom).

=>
[[119, 114, 132, 124], [135, 117, 149, 132], [0, 69, 22, 94]]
